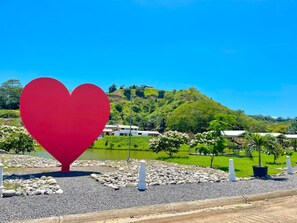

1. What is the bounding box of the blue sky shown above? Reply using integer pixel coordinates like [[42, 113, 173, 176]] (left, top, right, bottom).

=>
[[1, 0, 297, 118]]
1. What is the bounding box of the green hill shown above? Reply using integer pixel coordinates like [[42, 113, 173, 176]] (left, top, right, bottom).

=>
[[107, 86, 280, 133], [0, 79, 293, 133]]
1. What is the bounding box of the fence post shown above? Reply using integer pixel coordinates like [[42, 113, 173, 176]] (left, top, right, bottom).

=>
[[0, 162, 3, 197], [138, 160, 146, 191], [286, 156, 293, 174], [228, 159, 237, 182]]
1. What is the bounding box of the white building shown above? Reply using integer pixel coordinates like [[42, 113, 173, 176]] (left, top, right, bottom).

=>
[[137, 131, 160, 137], [113, 125, 139, 136], [104, 124, 160, 137]]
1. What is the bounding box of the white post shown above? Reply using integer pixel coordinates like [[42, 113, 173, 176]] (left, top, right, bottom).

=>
[[228, 159, 237, 182], [286, 156, 293, 174], [138, 160, 146, 191], [0, 162, 3, 197]]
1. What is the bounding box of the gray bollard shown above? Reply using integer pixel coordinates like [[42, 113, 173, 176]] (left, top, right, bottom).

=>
[[228, 159, 237, 182], [286, 156, 293, 174], [0, 162, 3, 197], [138, 160, 146, 191]]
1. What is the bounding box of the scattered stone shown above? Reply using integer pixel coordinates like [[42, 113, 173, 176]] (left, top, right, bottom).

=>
[[91, 173, 98, 179], [2, 189, 16, 197], [47, 178, 57, 185], [55, 189, 64, 194], [2, 175, 61, 198], [90, 159, 229, 189]]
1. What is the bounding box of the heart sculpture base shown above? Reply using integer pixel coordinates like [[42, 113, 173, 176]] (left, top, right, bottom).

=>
[[61, 164, 70, 172], [20, 78, 110, 172]]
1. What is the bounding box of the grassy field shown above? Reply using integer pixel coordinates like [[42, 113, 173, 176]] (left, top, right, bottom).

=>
[[157, 152, 296, 177], [92, 136, 295, 177], [93, 136, 152, 150], [144, 88, 159, 97], [93, 136, 189, 151]]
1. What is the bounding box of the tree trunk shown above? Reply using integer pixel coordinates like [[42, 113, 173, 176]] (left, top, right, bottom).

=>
[[258, 147, 261, 167], [210, 155, 214, 168], [274, 154, 276, 164]]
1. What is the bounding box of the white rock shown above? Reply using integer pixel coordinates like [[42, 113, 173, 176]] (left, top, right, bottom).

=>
[[35, 189, 45, 195], [47, 178, 57, 185], [55, 189, 63, 194], [2, 189, 16, 197], [91, 173, 98, 179]]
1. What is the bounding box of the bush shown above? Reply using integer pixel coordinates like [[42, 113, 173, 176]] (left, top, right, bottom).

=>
[[0, 125, 35, 154], [0, 110, 19, 118], [149, 131, 189, 157], [190, 131, 226, 167]]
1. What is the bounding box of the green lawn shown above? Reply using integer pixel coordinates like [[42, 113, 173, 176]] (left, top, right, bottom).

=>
[[93, 136, 296, 177], [93, 136, 152, 150], [157, 152, 296, 177], [93, 136, 189, 151]]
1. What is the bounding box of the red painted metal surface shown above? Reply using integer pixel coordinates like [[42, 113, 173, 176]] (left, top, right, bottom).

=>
[[20, 78, 110, 171]]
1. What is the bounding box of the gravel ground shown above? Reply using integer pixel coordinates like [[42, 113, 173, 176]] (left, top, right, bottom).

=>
[[1, 170, 297, 223]]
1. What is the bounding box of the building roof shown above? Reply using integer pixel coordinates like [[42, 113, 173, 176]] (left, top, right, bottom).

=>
[[285, 134, 297, 139], [221, 130, 246, 137], [105, 125, 117, 128], [103, 128, 113, 132], [138, 131, 160, 134], [257, 133, 282, 137], [117, 125, 139, 129]]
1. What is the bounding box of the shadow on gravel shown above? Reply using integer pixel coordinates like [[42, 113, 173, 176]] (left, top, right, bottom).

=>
[[259, 177, 289, 181], [5, 171, 101, 179]]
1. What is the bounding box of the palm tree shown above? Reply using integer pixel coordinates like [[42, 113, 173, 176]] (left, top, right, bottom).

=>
[[245, 133, 267, 167], [266, 135, 282, 164]]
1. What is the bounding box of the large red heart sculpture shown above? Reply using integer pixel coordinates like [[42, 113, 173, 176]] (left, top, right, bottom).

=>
[[20, 78, 110, 172]]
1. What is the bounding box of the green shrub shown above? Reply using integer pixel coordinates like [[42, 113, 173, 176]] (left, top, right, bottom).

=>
[[0, 125, 35, 154], [0, 110, 20, 118]]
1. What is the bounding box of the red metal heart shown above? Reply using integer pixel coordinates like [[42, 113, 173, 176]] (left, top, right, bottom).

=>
[[20, 78, 110, 172]]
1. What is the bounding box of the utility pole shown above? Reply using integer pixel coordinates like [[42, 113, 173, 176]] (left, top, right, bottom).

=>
[[127, 92, 132, 162]]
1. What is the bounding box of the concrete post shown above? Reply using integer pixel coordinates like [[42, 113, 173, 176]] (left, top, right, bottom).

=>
[[228, 159, 237, 182], [138, 160, 146, 191], [0, 162, 3, 197], [286, 156, 293, 174]]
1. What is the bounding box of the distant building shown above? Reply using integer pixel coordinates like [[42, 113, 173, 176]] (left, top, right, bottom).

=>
[[99, 125, 117, 137], [137, 131, 160, 137], [113, 125, 139, 136], [100, 124, 160, 137]]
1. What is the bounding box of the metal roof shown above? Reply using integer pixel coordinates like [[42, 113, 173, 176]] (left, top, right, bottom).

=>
[[285, 134, 297, 139], [257, 133, 282, 137], [117, 125, 139, 129], [221, 130, 246, 137]]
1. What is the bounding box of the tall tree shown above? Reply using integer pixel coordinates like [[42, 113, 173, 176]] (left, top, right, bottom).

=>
[[0, 79, 23, 109], [157, 90, 165, 98], [108, 84, 117, 93], [135, 87, 145, 98]]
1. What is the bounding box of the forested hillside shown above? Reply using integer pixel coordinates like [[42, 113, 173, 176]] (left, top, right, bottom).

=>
[[1, 80, 296, 134], [106, 85, 294, 133]]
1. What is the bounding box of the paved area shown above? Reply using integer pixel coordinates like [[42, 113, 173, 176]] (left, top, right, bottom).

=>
[[117, 196, 297, 223], [16, 190, 297, 223]]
